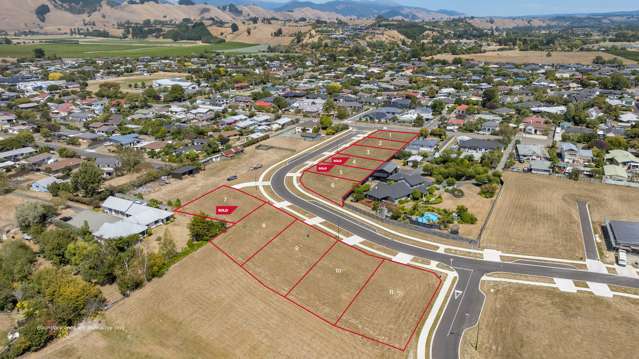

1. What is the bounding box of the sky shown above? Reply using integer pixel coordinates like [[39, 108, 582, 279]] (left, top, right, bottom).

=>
[[286, 0, 639, 17]]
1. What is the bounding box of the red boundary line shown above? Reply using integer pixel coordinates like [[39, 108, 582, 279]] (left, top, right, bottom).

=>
[[285, 240, 339, 297], [302, 168, 364, 183], [334, 259, 384, 324], [319, 158, 381, 171], [351, 142, 407, 151], [300, 130, 418, 207], [240, 219, 297, 266], [186, 159, 440, 351], [365, 135, 413, 144]]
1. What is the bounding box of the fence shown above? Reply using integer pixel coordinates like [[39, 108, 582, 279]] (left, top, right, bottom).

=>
[[344, 203, 478, 246]]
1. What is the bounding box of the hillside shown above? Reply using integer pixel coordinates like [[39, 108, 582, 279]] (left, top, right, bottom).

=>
[[275, 0, 459, 20]]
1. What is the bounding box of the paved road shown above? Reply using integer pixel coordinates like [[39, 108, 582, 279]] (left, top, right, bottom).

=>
[[578, 201, 600, 261], [268, 130, 639, 358]]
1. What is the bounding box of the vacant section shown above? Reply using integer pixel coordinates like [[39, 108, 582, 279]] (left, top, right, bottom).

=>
[[300, 171, 357, 205], [305, 163, 373, 182], [244, 221, 336, 294], [356, 137, 409, 150], [176, 186, 264, 223], [288, 243, 383, 323], [368, 131, 418, 142], [337, 261, 441, 349], [214, 205, 295, 263], [461, 282, 639, 359], [482, 172, 639, 260], [339, 145, 397, 162], [321, 155, 383, 170], [32, 246, 405, 359]]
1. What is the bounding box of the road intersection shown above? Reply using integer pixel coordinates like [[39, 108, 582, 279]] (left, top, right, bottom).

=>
[[260, 128, 639, 358]]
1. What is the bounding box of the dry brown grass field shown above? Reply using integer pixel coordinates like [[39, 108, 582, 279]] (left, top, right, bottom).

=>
[[337, 261, 442, 349], [300, 171, 358, 204], [306, 162, 373, 181], [433, 183, 494, 239], [460, 282, 639, 359], [432, 50, 635, 65], [243, 221, 336, 294], [369, 131, 418, 142], [31, 245, 407, 359], [176, 185, 264, 223], [340, 145, 397, 161], [150, 136, 316, 204], [357, 138, 410, 150], [288, 242, 383, 322], [214, 204, 295, 263], [482, 172, 639, 260], [323, 155, 383, 170]]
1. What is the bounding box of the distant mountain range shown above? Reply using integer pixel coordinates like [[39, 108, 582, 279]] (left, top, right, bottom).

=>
[[193, 0, 463, 19]]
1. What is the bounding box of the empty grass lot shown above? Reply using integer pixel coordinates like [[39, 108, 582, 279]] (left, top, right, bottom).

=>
[[306, 163, 373, 182], [31, 245, 406, 358], [482, 172, 639, 260], [356, 138, 410, 150], [300, 171, 358, 205], [288, 243, 383, 323], [322, 155, 383, 170], [339, 145, 398, 161], [176, 186, 264, 223], [368, 131, 418, 142], [337, 261, 442, 349], [214, 204, 295, 263], [461, 282, 639, 359], [243, 221, 336, 294]]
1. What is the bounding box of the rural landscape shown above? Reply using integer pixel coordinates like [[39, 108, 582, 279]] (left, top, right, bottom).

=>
[[0, 0, 638, 358]]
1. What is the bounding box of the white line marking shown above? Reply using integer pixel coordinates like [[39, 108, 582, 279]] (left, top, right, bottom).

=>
[[554, 278, 577, 293], [343, 235, 365, 245], [304, 217, 324, 225], [392, 252, 413, 264]]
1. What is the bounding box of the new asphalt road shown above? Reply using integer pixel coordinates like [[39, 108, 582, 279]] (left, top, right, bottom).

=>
[[269, 130, 639, 359]]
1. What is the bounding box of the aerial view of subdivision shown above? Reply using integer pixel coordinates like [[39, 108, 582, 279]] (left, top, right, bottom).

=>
[[1, 0, 639, 358]]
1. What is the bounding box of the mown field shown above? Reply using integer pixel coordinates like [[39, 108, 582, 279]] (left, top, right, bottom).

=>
[[0, 37, 256, 58]]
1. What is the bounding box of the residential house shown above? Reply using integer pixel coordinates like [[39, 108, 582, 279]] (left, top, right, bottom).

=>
[[516, 144, 546, 162], [31, 177, 62, 192]]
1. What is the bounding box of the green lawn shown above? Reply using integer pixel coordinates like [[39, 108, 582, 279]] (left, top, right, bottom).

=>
[[606, 49, 639, 62], [0, 40, 257, 58]]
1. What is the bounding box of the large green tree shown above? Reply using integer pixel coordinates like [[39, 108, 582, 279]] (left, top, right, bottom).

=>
[[71, 162, 104, 197]]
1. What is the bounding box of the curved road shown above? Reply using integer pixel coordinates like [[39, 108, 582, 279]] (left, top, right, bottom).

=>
[[268, 130, 639, 358]]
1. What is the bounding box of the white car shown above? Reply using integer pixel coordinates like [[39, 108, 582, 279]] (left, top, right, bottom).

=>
[[618, 249, 627, 267]]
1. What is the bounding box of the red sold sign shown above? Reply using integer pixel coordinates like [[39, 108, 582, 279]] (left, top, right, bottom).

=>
[[331, 157, 349, 165], [316, 164, 335, 172], [215, 206, 238, 215]]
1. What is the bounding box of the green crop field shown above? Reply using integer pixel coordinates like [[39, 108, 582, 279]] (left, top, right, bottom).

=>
[[0, 37, 258, 58]]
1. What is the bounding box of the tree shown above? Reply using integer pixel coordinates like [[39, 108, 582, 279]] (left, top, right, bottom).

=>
[[273, 96, 288, 110], [326, 82, 342, 95], [117, 148, 144, 173], [165, 85, 185, 102], [0, 172, 12, 194], [71, 162, 103, 197], [15, 202, 56, 234], [65, 240, 116, 284], [419, 127, 430, 138], [31, 267, 104, 325], [188, 215, 226, 242], [33, 48, 45, 58], [336, 106, 349, 120], [319, 114, 333, 130], [230, 23, 239, 33], [37, 228, 77, 266], [159, 229, 177, 260], [431, 99, 445, 115], [482, 88, 499, 109]]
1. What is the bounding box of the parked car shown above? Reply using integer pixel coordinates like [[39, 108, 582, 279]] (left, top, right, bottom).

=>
[[250, 164, 263, 170], [617, 249, 627, 267], [227, 175, 238, 181]]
